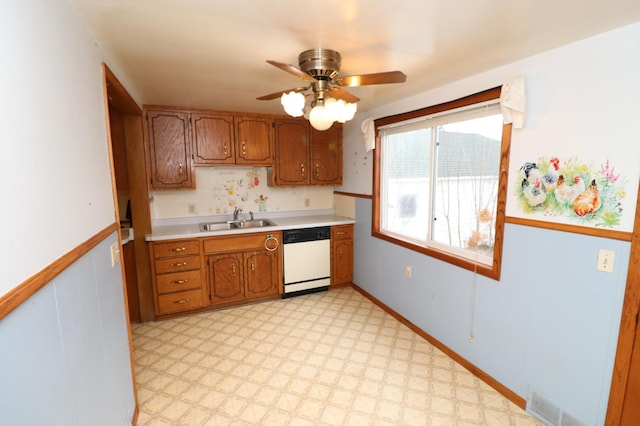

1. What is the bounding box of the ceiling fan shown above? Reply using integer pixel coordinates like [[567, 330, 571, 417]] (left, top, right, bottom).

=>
[[257, 48, 406, 130]]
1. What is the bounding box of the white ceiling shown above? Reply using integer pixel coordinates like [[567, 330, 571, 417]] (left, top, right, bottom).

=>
[[71, 0, 640, 115]]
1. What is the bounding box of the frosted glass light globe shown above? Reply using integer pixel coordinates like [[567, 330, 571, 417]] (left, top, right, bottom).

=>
[[309, 105, 334, 131]]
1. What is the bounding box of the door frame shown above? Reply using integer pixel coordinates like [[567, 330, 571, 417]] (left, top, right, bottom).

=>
[[606, 178, 640, 424], [102, 64, 155, 322]]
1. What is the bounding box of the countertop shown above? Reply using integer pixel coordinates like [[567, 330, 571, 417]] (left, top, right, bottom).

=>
[[145, 212, 355, 242]]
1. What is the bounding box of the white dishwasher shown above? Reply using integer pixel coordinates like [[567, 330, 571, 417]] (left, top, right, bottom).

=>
[[282, 227, 331, 298]]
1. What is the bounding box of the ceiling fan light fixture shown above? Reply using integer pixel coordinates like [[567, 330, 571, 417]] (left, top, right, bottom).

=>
[[309, 103, 334, 131], [281, 91, 305, 117]]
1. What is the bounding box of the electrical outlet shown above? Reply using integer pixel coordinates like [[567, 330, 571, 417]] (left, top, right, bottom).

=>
[[304, 198, 310, 207], [188, 203, 197, 214], [110, 242, 120, 267], [405, 264, 412, 278], [597, 249, 615, 273]]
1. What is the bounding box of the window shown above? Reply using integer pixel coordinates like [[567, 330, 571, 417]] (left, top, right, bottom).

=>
[[373, 87, 510, 280]]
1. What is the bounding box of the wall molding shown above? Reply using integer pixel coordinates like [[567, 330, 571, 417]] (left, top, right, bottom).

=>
[[0, 223, 119, 320], [506, 216, 632, 242]]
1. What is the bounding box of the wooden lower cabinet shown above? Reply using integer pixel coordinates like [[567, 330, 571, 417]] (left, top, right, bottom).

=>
[[331, 224, 354, 286], [150, 231, 283, 317], [205, 232, 281, 305], [149, 238, 206, 316]]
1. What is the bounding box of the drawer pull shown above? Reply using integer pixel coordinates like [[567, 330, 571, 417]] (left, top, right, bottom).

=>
[[173, 298, 190, 304], [171, 247, 187, 252], [337, 231, 347, 235], [170, 262, 188, 267], [172, 279, 189, 284]]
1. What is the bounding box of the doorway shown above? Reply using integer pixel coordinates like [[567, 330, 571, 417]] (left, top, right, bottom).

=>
[[103, 64, 155, 322]]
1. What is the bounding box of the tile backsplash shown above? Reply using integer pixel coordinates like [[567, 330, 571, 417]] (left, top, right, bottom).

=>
[[151, 167, 335, 219]]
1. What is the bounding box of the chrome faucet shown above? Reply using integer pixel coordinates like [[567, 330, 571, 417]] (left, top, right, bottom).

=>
[[233, 207, 243, 221]]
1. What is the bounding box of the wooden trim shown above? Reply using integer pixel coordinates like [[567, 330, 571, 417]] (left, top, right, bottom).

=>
[[371, 87, 507, 281], [506, 216, 633, 242], [375, 86, 501, 128], [104, 65, 141, 115], [333, 190, 372, 199], [351, 282, 527, 410], [605, 179, 640, 425], [0, 223, 118, 320]]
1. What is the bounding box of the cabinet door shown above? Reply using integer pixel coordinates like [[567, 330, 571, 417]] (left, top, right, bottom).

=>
[[235, 116, 273, 165], [311, 124, 343, 185], [191, 113, 235, 165], [208, 253, 244, 303], [331, 225, 353, 285], [273, 119, 309, 186], [145, 109, 194, 189], [244, 250, 278, 298], [332, 239, 353, 285]]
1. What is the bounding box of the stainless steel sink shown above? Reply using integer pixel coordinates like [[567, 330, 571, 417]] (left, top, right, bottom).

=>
[[199, 219, 275, 231], [231, 219, 275, 229], [199, 222, 234, 231]]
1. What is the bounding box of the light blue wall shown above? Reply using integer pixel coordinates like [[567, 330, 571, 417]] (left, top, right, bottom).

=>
[[0, 233, 136, 426], [354, 198, 628, 425]]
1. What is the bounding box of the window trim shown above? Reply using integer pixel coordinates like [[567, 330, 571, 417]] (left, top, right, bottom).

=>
[[372, 87, 511, 280]]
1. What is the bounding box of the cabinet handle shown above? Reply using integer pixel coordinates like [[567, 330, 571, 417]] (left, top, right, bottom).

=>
[[339, 249, 344, 259], [178, 162, 184, 175], [171, 247, 186, 252], [316, 164, 320, 177], [242, 140, 246, 155], [232, 263, 236, 276], [223, 143, 228, 155], [300, 163, 305, 177], [251, 261, 255, 272], [173, 298, 190, 304], [170, 262, 187, 267], [171, 279, 188, 284]]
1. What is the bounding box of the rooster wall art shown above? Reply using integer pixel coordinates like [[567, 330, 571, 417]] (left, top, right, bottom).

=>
[[515, 156, 626, 227]]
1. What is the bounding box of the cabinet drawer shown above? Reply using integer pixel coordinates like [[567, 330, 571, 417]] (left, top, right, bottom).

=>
[[155, 255, 201, 274], [332, 225, 353, 240], [203, 232, 280, 254], [153, 240, 200, 258], [157, 289, 204, 315], [156, 270, 202, 293]]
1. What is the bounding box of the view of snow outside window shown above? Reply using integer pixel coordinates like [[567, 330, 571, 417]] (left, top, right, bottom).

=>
[[381, 113, 503, 265]]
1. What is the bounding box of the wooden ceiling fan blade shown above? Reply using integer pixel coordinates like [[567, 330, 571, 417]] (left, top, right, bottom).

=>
[[266, 60, 316, 82], [335, 70, 407, 87], [327, 87, 360, 103], [256, 87, 308, 101]]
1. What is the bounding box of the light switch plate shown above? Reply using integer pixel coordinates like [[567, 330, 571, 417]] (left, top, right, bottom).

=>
[[597, 249, 615, 273], [110, 242, 120, 267]]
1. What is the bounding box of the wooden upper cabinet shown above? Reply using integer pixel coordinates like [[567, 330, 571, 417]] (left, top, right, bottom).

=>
[[311, 124, 343, 185], [192, 113, 235, 165], [272, 119, 343, 186], [273, 119, 310, 186], [192, 113, 273, 166], [234, 116, 273, 165], [145, 109, 195, 189]]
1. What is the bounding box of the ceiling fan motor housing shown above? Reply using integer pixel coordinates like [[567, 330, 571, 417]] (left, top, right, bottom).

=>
[[298, 48, 341, 80]]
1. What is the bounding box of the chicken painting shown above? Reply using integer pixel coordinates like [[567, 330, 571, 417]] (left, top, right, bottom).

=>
[[521, 178, 546, 207], [520, 157, 560, 192], [554, 175, 586, 205], [573, 179, 601, 216], [541, 157, 560, 192]]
